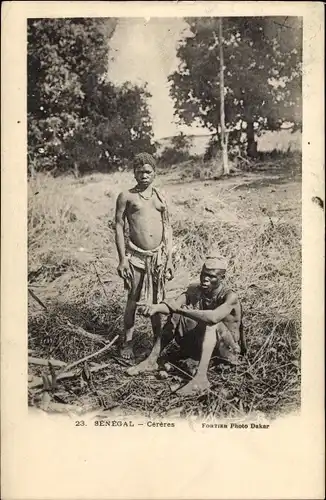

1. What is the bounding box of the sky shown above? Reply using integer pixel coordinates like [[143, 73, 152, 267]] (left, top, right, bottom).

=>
[[108, 18, 211, 140]]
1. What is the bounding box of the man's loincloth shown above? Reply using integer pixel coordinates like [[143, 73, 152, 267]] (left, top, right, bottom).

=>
[[125, 240, 168, 303]]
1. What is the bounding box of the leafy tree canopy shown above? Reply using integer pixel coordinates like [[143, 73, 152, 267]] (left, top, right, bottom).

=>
[[28, 18, 155, 174], [169, 17, 302, 149]]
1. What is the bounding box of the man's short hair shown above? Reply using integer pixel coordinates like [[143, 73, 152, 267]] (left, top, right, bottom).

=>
[[133, 152, 156, 171]]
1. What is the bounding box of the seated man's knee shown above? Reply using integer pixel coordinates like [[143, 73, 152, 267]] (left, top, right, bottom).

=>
[[206, 324, 219, 333], [214, 323, 224, 334], [205, 324, 220, 342]]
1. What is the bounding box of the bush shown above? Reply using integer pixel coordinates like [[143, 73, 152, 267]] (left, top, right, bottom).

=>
[[158, 147, 191, 167], [157, 132, 193, 167]]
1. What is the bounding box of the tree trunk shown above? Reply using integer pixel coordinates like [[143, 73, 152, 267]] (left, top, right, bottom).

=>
[[216, 131, 221, 149], [246, 120, 258, 158], [218, 18, 230, 175], [73, 161, 80, 178]]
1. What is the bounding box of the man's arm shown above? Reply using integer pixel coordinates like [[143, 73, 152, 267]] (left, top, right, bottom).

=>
[[175, 292, 239, 326], [156, 187, 174, 277], [115, 192, 130, 279], [164, 201, 174, 278], [165, 225, 174, 280], [137, 292, 187, 317], [166, 224, 173, 261]]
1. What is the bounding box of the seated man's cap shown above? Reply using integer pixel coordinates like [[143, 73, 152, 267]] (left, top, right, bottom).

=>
[[203, 250, 228, 271]]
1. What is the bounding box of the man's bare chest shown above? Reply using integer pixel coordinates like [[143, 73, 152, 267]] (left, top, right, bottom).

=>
[[127, 193, 165, 216]]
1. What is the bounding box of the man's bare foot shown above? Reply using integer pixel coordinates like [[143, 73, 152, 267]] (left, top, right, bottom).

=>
[[120, 341, 135, 361], [126, 357, 158, 376], [176, 377, 210, 396]]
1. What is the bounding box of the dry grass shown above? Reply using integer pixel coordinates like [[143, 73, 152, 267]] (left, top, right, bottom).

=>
[[28, 155, 301, 420]]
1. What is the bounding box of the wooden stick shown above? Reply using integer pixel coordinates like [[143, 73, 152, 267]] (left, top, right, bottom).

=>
[[59, 335, 119, 374], [38, 402, 84, 414], [168, 362, 192, 379], [29, 360, 116, 389], [28, 356, 67, 368], [62, 318, 106, 344], [28, 357, 102, 369], [237, 154, 252, 165], [90, 361, 116, 374], [110, 355, 133, 367], [28, 288, 48, 311]]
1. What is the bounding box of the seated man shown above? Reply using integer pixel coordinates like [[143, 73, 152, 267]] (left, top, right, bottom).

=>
[[134, 252, 247, 395]]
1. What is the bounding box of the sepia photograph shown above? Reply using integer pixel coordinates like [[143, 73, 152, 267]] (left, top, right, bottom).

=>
[[2, 2, 325, 499], [27, 15, 303, 422]]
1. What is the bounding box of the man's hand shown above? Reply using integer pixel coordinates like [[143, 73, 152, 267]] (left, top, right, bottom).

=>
[[137, 302, 159, 317], [117, 259, 131, 280], [165, 261, 174, 281]]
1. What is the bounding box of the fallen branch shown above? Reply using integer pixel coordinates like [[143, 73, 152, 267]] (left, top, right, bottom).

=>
[[28, 356, 67, 368], [59, 317, 106, 344], [29, 361, 115, 390], [227, 182, 249, 192], [237, 154, 252, 165], [38, 402, 84, 414], [59, 335, 119, 374], [28, 288, 48, 311], [110, 355, 133, 367]]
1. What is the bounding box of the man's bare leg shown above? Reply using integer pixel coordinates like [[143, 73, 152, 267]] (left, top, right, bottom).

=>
[[126, 285, 162, 375], [120, 297, 137, 360], [120, 267, 143, 361], [177, 325, 217, 395], [216, 323, 241, 365], [126, 314, 162, 375]]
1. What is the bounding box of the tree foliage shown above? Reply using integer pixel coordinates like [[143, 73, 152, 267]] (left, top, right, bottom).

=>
[[159, 132, 192, 166], [64, 81, 155, 173], [169, 17, 302, 156], [28, 18, 155, 174]]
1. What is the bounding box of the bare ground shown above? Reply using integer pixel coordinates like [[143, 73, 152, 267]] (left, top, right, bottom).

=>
[[28, 155, 301, 421]]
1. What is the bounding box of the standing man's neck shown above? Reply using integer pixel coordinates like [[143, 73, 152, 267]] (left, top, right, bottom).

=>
[[137, 184, 153, 193]]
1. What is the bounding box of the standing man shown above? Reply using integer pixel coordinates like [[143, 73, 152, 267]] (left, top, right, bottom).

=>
[[136, 252, 247, 394], [115, 152, 173, 369]]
